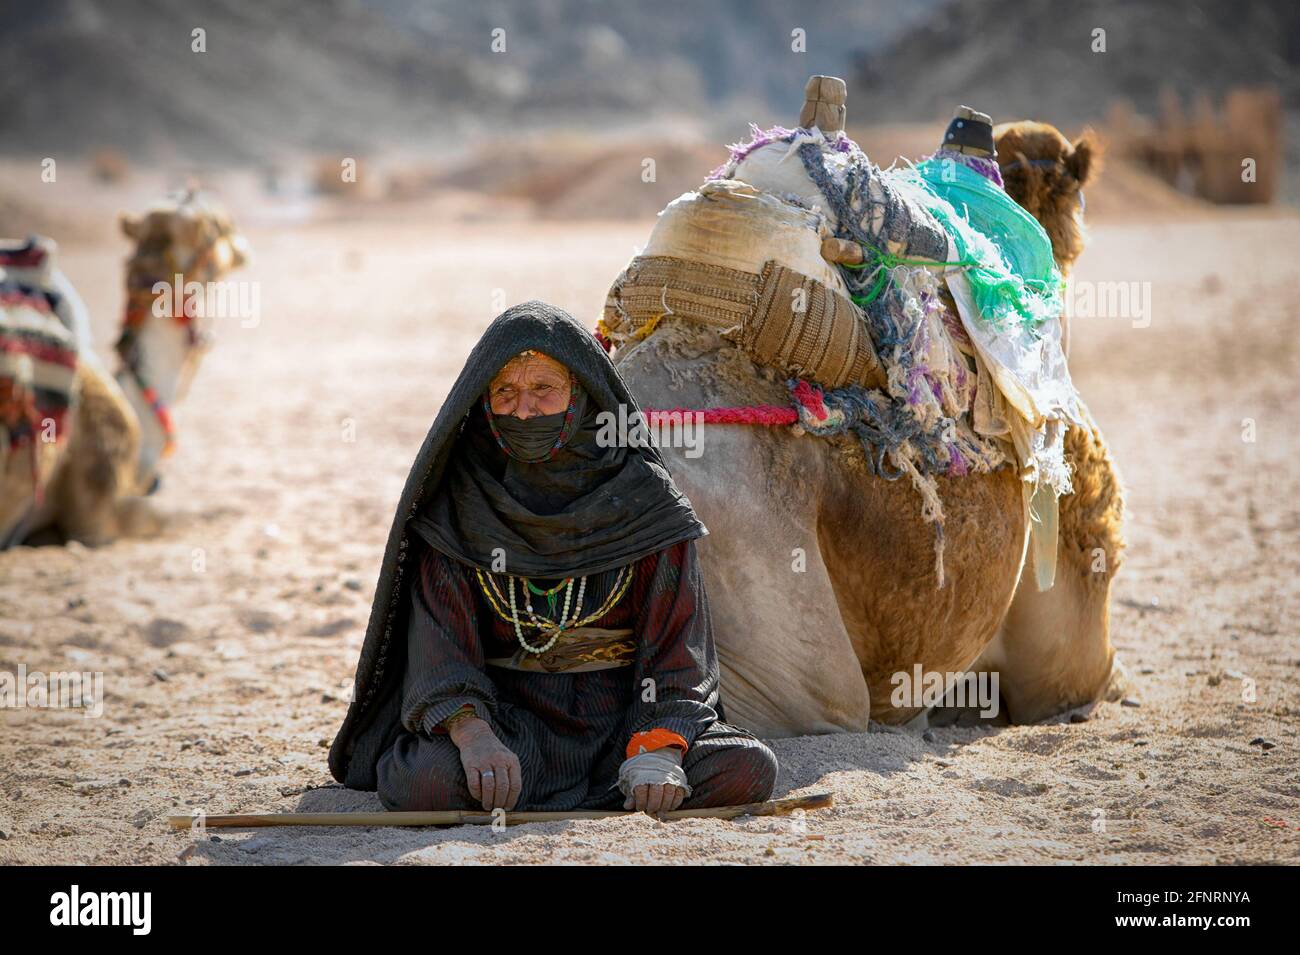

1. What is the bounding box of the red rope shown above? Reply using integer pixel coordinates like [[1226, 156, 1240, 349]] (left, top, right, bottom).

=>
[[642, 381, 832, 428], [789, 380, 828, 420], [593, 324, 828, 428], [643, 405, 798, 426]]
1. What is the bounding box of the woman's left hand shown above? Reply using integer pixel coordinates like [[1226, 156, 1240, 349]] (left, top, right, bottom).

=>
[[625, 782, 687, 816]]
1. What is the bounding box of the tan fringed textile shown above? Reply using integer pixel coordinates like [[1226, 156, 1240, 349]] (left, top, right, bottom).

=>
[[742, 260, 885, 390], [603, 254, 759, 338], [604, 253, 886, 392]]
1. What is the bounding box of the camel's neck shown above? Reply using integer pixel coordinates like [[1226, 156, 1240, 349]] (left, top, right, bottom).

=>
[[1045, 207, 1085, 279], [1051, 252, 1081, 357], [115, 313, 197, 489]]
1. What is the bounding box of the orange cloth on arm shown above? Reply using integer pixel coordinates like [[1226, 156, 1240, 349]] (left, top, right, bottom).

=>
[[626, 728, 688, 760]]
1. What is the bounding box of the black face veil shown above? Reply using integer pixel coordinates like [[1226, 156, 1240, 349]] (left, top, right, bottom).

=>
[[328, 301, 706, 789]]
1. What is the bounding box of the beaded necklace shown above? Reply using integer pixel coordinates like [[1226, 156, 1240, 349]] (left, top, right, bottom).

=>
[[475, 566, 634, 655], [526, 577, 567, 616]]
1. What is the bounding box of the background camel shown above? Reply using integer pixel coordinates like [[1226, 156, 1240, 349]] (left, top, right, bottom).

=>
[[611, 113, 1123, 736], [971, 121, 1126, 724], [0, 191, 248, 548]]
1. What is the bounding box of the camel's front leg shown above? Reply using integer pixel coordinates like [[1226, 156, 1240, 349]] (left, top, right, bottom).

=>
[[976, 402, 1127, 722]]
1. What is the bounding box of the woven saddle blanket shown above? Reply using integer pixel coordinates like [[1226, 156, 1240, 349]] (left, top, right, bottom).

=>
[[0, 276, 77, 452], [603, 126, 1080, 588]]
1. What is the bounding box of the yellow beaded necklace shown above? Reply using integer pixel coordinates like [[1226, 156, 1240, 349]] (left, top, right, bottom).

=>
[[475, 566, 634, 654]]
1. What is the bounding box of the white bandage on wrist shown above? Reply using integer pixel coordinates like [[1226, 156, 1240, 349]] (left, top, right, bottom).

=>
[[616, 748, 692, 798]]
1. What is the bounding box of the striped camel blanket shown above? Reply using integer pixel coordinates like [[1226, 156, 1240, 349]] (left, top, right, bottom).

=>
[[1, 239, 79, 486]]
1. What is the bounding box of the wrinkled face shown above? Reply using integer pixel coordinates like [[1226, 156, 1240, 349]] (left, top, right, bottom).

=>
[[487, 351, 571, 418]]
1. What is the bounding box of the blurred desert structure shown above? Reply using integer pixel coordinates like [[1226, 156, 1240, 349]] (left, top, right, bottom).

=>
[[1, 0, 1297, 865], [3, 0, 1298, 239]]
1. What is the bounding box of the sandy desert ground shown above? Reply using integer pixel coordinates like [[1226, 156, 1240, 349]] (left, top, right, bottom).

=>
[[1, 203, 1298, 865]]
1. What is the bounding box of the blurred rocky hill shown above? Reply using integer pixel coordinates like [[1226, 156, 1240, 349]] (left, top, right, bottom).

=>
[[2, 0, 1293, 214], [0, 0, 936, 161], [854, 0, 1298, 124]]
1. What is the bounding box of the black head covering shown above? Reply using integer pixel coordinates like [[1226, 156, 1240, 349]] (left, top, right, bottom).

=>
[[328, 301, 706, 789], [412, 375, 703, 578]]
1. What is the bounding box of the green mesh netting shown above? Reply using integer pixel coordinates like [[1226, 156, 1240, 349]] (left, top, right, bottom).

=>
[[903, 157, 1063, 332]]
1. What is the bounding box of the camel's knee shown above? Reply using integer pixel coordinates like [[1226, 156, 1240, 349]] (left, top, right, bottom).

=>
[[987, 573, 1117, 723], [981, 410, 1125, 723]]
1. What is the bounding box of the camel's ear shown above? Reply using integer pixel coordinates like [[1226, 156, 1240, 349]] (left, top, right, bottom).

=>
[[1067, 130, 1101, 187], [119, 213, 141, 240]]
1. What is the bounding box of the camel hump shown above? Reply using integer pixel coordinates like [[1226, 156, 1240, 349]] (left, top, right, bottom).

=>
[[800, 75, 847, 133]]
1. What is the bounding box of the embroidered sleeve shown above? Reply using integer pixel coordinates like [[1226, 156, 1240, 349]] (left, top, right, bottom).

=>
[[626, 539, 721, 749], [400, 542, 498, 737]]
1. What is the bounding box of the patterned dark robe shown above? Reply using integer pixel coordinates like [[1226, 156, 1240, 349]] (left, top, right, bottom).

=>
[[376, 537, 777, 812]]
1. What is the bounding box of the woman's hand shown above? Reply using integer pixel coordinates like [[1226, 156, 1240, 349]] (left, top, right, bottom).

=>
[[448, 717, 522, 811], [618, 746, 690, 817], [625, 782, 687, 816]]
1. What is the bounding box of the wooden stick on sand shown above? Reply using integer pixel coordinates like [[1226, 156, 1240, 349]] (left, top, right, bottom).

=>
[[168, 792, 832, 830]]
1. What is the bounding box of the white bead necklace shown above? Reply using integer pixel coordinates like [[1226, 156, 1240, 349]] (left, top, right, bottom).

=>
[[508, 574, 588, 654]]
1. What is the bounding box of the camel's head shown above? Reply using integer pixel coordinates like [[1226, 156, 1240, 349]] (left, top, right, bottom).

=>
[[119, 190, 250, 289], [116, 189, 249, 378], [114, 190, 250, 488], [993, 121, 1100, 275]]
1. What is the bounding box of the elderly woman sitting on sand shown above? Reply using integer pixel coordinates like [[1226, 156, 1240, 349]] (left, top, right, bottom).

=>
[[328, 301, 777, 816]]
